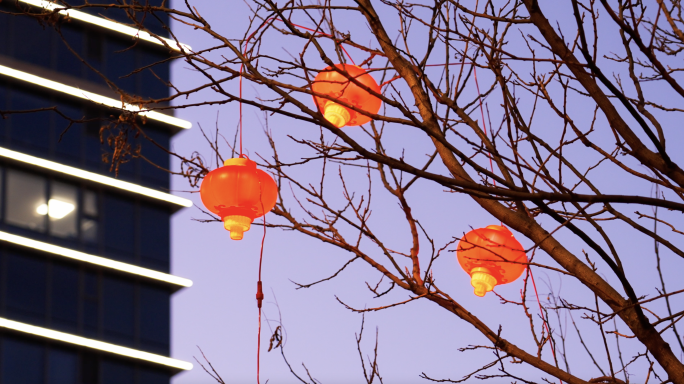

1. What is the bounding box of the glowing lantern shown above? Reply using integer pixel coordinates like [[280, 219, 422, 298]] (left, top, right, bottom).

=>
[[312, 64, 382, 128], [199, 157, 278, 240], [456, 225, 527, 297]]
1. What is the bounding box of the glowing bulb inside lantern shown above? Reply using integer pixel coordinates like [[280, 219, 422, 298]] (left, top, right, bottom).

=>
[[223, 215, 252, 240], [470, 267, 497, 297], [36, 199, 75, 219], [324, 102, 351, 128]]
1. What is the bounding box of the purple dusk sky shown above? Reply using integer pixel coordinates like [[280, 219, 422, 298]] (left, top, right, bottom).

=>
[[165, 1, 684, 383]]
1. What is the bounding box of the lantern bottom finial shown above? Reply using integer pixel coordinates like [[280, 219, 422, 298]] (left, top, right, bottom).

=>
[[324, 102, 351, 128], [470, 267, 497, 297], [223, 215, 252, 240]]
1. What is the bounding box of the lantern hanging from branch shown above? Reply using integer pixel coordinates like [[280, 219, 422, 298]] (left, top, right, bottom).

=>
[[456, 225, 527, 297], [312, 64, 382, 128], [199, 157, 278, 240]]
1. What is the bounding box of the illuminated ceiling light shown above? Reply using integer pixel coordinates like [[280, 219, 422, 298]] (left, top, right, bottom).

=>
[[0, 64, 192, 129], [36, 203, 49, 216], [36, 199, 76, 219], [0, 146, 193, 208], [0, 230, 193, 287], [16, 0, 192, 52], [0, 317, 193, 370]]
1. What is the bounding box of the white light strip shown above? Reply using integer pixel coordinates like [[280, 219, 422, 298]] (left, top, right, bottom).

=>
[[0, 64, 192, 129], [0, 146, 193, 208], [0, 231, 193, 288], [17, 0, 192, 52], [0, 317, 193, 370]]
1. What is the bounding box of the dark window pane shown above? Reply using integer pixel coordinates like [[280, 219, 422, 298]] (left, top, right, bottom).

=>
[[51, 263, 79, 332], [48, 348, 78, 384], [80, 354, 99, 384], [85, 33, 104, 83], [106, 39, 137, 95], [53, 103, 83, 163], [1, 337, 45, 384], [140, 205, 169, 271], [139, 367, 170, 384], [0, 83, 7, 141], [102, 276, 134, 342], [103, 194, 135, 258], [139, 51, 169, 99], [14, 15, 52, 68], [84, 120, 104, 169], [49, 181, 78, 239], [0, 11, 10, 56], [101, 359, 134, 384], [55, 25, 84, 78], [5, 253, 47, 323], [140, 285, 170, 350], [82, 271, 99, 335], [6, 169, 47, 232], [10, 89, 50, 151], [140, 129, 169, 188]]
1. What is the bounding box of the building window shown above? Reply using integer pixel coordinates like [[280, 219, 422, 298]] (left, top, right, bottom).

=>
[[49, 181, 78, 239], [102, 276, 135, 346], [1, 337, 45, 384], [82, 270, 99, 337], [5, 252, 47, 324], [101, 358, 135, 384], [2, 167, 101, 243], [48, 348, 78, 384], [6, 169, 47, 232], [82, 189, 99, 243], [50, 263, 79, 333]]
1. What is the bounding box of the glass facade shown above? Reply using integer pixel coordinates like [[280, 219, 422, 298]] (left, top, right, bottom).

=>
[[0, 1, 186, 383]]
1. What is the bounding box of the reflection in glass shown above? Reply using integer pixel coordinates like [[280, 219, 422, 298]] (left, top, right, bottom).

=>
[[83, 189, 98, 217], [82, 190, 99, 242], [49, 182, 78, 238], [6, 169, 46, 231], [82, 218, 98, 243]]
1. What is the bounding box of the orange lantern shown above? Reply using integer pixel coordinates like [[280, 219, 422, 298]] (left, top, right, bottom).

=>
[[199, 157, 278, 240], [456, 225, 528, 297], [312, 64, 382, 128]]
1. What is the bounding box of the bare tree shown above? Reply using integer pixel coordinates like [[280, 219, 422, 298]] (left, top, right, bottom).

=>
[[3, 0, 684, 383]]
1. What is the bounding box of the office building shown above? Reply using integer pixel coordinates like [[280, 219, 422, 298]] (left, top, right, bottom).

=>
[[0, 1, 193, 383]]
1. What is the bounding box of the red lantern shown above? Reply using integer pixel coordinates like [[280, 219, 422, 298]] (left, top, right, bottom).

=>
[[456, 225, 527, 297], [199, 157, 278, 240], [312, 64, 382, 128]]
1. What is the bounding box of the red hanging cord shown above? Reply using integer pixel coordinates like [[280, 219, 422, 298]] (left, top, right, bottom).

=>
[[473, 64, 561, 383], [256, 213, 266, 384], [472, 65, 495, 187]]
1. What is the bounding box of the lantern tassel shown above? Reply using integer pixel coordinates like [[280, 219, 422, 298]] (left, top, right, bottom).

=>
[[324, 102, 351, 128], [470, 267, 497, 297]]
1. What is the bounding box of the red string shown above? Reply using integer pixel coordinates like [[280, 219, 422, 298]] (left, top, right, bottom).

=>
[[255, 187, 268, 384], [239, 67, 244, 157], [472, 65, 495, 188], [473, 65, 561, 382]]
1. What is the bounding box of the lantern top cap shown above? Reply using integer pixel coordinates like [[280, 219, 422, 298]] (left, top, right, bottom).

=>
[[223, 157, 255, 167], [485, 224, 510, 233]]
